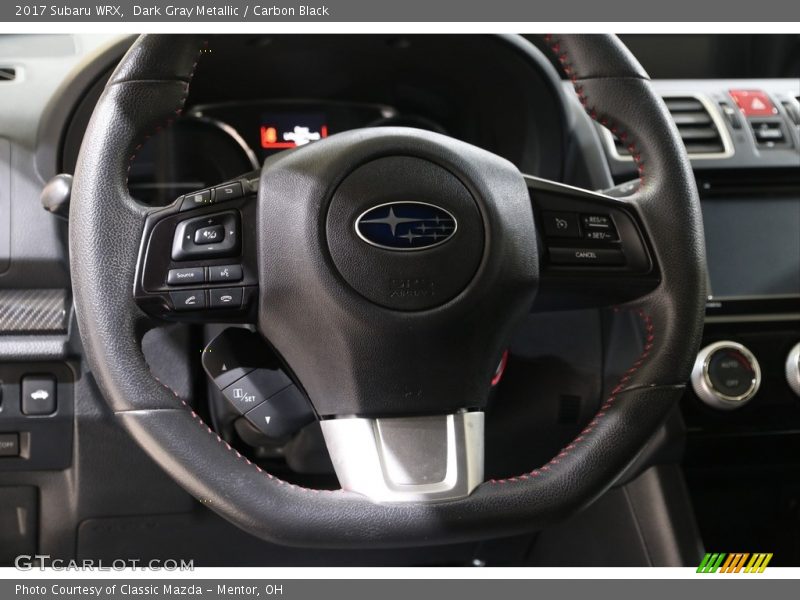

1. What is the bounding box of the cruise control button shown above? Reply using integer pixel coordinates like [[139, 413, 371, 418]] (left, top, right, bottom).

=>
[[222, 368, 292, 414], [542, 211, 581, 238], [582, 214, 613, 229], [208, 264, 243, 283], [167, 267, 205, 286], [581, 214, 618, 241], [21, 375, 56, 415], [209, 287, 243, 309], [194, 225, 225, 245], [214, 182, 243, 202], [583, 229, 618, 242], [549, 247, 626, 266], [244, 385, 315, 439], [179, 189, 213, 211], [170, 290, 206, 311]]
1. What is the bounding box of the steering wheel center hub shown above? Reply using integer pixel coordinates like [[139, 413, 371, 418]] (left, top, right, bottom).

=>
[[326, 156, 484, 310], [256, 128, 538, 418]]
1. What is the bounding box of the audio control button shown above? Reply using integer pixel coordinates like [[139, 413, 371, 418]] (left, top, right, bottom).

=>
[[171, 211, 241, 261], [194, 225, 225, 245], [167, 267, 205, 286]]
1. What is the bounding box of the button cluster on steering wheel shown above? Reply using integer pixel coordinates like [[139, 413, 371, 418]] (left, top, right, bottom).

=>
[[202, 328, 315, 440], [133, 175, 260, 322]]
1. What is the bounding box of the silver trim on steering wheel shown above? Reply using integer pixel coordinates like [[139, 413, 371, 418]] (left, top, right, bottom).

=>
[[320, 412, 484, 503]]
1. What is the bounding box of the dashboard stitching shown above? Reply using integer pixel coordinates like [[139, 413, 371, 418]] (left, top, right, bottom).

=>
[[544, 34, 646, 185], [487, 308, 654, 485], [125, 41, 207, 185], [153, 375, 342, 494]]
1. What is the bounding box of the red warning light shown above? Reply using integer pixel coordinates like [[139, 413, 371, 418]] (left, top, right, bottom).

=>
[[260, 123, 329, 150], [260, 125, 294, 149], [262, 126, 277, 145], [729, 90, 777, 117]]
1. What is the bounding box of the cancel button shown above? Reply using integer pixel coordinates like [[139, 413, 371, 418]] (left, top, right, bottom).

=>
[[549, 247, 626, 266]]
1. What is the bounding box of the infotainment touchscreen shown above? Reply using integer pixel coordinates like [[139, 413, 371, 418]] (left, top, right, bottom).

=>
[[701, 196, 800, 300]]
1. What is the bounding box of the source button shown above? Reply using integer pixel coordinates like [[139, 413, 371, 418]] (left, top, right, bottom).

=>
[[167, 267, 205, 286]]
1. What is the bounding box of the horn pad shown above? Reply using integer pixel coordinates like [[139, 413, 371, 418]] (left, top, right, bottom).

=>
[[257, 128, 537, 417], [326, 156, 484, 311]]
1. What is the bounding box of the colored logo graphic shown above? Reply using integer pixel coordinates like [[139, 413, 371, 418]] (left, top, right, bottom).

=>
[[355, 202, 457, 251], [697, 552, 773, 573]]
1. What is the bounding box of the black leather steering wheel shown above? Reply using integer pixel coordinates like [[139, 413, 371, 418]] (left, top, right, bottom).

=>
[[70, 34, 706, 547]]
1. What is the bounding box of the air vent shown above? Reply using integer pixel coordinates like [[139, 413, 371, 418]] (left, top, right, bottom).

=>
[[0, 67, 16, 82], [608, 95, 732, 159]]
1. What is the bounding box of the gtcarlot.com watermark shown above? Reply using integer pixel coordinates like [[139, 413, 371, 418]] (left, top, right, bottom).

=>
[[14, 555, 194, 571]]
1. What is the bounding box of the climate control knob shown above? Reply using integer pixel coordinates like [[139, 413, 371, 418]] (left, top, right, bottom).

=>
[[786, 342, 800, 397], [691, 341, 761, 410]]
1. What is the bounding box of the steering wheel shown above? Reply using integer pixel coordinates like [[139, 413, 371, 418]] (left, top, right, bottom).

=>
[[70, 34, 706, 547]]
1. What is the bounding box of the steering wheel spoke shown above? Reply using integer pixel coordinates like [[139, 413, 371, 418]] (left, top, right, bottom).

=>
[[133, 171, 261, 323], [526, 175, 660, 311], [321, 411, 484, 503]]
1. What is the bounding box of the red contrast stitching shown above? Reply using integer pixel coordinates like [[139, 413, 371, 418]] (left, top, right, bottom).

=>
[[544, 34, 645, 184], [487, 308, 655, 485], [153, 375, 341, 494], [125, 41, 207, 184]]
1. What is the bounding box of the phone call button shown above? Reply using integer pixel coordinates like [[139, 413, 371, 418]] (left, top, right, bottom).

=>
[[210, 287, 243, 309], [170, 290, 207, 311]]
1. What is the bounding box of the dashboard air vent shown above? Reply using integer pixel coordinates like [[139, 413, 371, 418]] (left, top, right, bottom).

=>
[[610, 95, 729, 158], [0, 67, 16, 82]]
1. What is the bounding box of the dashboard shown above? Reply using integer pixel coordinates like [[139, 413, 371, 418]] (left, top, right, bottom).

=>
[[59, 34, 568, 206], [17, 35, 800, 438], [0, 32, 798, 563], [2, 34, 798, 439]]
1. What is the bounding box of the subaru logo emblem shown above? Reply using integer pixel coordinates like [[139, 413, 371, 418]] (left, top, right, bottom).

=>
[[355, 202, 458, 251]]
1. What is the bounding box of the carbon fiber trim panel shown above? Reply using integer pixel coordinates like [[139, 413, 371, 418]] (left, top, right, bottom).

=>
[[0, 289, 69, 334]]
